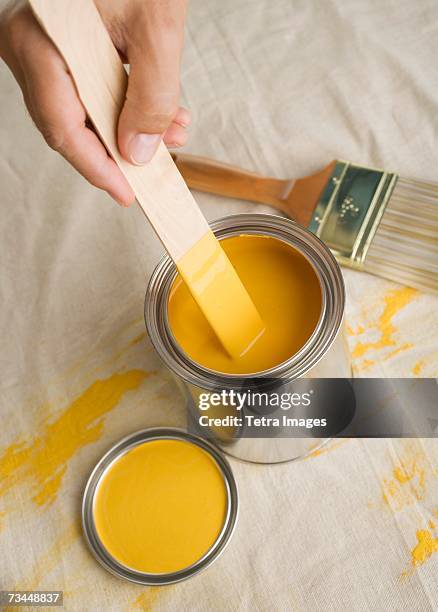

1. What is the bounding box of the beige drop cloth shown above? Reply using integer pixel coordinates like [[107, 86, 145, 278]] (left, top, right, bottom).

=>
[[1, 1, 438, 610]]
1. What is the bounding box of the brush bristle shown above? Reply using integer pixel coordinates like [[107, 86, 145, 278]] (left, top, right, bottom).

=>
[[365, 176, 438, 292]]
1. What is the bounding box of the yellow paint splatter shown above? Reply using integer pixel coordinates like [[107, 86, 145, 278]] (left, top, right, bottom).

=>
[[346, 324, 365, 336], [306, 438, 350, 459], [381, 445, 427, 511], [352, 358, 376, 374], [91, 332, 148, 376], [0, 370, 147, 507], [131, 589, 161, 611], [384, 344, 414, 360], [42, 320, 146, 399], [129, 332, 147, 347], [411, 529, 438, 566], [352, 287, 418, 359], [362, 359, 376, 368], [412, 360, 425, 376]]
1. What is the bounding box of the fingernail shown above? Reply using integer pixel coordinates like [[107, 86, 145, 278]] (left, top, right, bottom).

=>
[[129, 133, 161, 165], [174, 119, 190, 128]]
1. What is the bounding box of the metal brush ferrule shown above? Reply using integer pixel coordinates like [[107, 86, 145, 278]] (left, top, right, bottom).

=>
[[309, 161, 398, 268]]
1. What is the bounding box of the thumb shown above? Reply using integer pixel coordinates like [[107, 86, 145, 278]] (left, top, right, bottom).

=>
[[117, 7, 185, 165]]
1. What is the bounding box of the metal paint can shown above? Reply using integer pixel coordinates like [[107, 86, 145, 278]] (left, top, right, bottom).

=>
[[82, 428, 238, 585], [145, 214, 350, 463]]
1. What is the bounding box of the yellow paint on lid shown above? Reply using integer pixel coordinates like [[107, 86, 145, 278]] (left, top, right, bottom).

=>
[[93, 439, 228, 574], [177, 230, 265, 358], [169, 234, 322, 374]]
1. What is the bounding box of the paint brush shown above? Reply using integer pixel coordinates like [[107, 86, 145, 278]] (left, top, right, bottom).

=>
[[171, 154, 438, 293], [29, 0, 264, 358]]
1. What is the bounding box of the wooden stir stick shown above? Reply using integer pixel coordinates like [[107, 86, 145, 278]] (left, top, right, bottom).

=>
[[29, 0, 264, 358]]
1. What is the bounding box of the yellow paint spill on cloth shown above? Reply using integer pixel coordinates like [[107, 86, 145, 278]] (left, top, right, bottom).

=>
[[411, 529, 438, 566], [346, 323, 365, 336], [382, 444, 427, 510], [129, 332, 147, 347], [351, 287, 418, 359], [0, 370, 147, 507], [131, 589, 162, 611], [352, 358, 376, 374], [306, 439, 350, 459], [412, 360, 425, 376]]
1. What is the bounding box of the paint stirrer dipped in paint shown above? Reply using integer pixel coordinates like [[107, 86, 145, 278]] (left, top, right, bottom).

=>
[[29, 0, 264, 358]]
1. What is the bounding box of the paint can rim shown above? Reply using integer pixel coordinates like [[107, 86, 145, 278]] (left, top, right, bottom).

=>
[[145, 213, 345, 388]]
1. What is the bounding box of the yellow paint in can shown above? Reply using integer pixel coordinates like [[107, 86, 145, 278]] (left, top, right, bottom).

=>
[[168, 234, 322, 374]]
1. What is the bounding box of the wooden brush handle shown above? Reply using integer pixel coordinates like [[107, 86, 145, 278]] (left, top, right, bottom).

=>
[[172, 153, 337, 227], [171, 153, 294, 213], [29, 0, 209, 262]]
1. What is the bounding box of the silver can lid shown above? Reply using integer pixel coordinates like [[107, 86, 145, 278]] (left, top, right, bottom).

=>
[[82, 428, 238, 585]]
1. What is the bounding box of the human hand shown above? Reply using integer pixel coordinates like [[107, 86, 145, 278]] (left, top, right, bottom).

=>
[[0, 0, 189, 206]]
